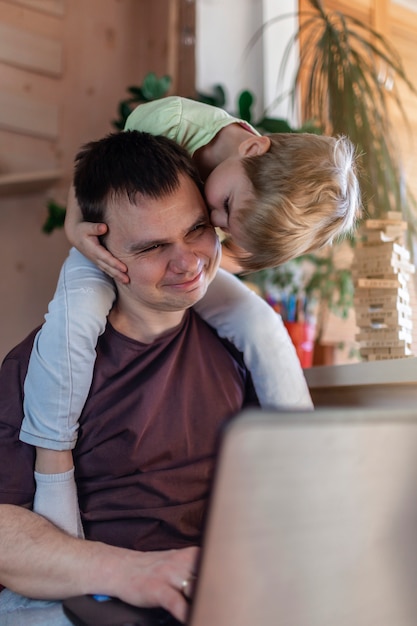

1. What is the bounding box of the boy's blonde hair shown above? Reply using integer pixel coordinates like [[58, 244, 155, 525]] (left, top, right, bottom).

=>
[[235, 133, 362, 272]]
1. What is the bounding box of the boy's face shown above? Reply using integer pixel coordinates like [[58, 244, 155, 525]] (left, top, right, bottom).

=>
[[204, 156, 254, 250], [105, 173, 221, 317]]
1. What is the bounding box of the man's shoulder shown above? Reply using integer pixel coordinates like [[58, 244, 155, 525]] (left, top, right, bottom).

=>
[[1, 327, 39, 380], [2, 327, 39, 362]]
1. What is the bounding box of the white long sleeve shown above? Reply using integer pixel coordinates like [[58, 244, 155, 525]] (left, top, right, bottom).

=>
[[20, 248, 116, 449], [194, 269, 313, 409], [33, 468, 84, 539]]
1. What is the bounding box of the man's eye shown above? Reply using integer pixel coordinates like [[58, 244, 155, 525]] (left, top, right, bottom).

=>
[[190, 222, 208, 234], [140, 244, 162, 254]]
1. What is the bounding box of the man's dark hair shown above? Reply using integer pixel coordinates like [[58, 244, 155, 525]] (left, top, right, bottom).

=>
[[73, 130, 203, 223]]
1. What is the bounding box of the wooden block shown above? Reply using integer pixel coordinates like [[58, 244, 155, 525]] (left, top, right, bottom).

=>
[[356, 338, 411, 348], [353, 260, 415, 277], [361, 230, 398, 244], [354, 301, 412, 315], [383, 224, 408, 237], [356, 328, 412, 342], [356, 316, 413, 332], [356, 277, 404, 289], [360, 346, 413, 357], [0, 22, 63, 76], [363, 353, 413, 361], [365, 219, 407, 229], [355, 242, 410, 259], [354, 287, 410, 302], [355, 309, 412, 324], [0, 89, 59, 139], [385, 211, 405, 220], [356, 321, 413, 333]]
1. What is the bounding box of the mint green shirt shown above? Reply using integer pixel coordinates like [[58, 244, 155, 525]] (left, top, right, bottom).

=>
[[124, 96, 259, 156]]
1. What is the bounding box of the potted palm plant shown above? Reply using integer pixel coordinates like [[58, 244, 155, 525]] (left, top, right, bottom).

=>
[[252, 0, 417, 230]]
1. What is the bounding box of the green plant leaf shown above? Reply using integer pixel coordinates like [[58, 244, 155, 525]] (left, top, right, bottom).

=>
[[196, 84, 226, 108], [42, 200, 66, 234], [141, 72, 171, 100], [237, 90, 254, 123], [127, 86, 145, 99], [257, 117, 293, 133]]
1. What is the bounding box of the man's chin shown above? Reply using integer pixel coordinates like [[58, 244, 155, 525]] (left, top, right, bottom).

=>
[[164, 283, 210, 311]]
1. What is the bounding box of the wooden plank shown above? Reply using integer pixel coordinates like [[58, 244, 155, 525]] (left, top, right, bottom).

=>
[[0, 169, 63, 195], [166, 0, 180, 92], [0, 90, 59, 139], [371, 0, 389, 34], [0, 22, 62, 76], [6, 0, 65, 17], [305, 355, 417, 388]]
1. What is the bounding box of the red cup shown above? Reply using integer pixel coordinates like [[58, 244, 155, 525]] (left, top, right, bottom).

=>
[[284, 321, 316, 368]]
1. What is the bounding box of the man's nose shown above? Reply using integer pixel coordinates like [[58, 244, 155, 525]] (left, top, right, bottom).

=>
[[169, 246, 201, 274]]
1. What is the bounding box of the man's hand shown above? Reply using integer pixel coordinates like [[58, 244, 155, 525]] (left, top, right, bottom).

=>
[[106, 546, 199, 622], [0, 505, 198, 624], [65, 185, 129, 284]]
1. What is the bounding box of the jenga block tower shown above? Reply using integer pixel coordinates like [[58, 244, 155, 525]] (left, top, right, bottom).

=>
[[352, 212, 415, 361]]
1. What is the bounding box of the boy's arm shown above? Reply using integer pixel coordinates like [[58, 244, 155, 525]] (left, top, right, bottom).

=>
[[21, 249, 117, 452], [194, 269, 314, 409], [0, 504, 196, 623], [65, 185, 129, 284]]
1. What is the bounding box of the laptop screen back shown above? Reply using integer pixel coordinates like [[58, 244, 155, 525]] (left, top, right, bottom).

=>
[[189, 408, 417, 626]]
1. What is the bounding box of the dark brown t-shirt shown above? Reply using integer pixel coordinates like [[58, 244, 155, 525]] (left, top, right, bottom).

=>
[[0, 309, 258, 551]]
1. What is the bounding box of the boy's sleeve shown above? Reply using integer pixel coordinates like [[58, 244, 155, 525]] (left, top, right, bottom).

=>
[[124, 96, 244, 156], [20, 248, 116, 451], [124, 96, 183, 141], [194, 269, 314, 410]]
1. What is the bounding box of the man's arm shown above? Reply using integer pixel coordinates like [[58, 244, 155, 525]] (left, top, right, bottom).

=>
[[0, 504, 197, 623]]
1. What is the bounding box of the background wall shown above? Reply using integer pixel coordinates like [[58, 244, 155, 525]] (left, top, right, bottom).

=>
[[1, 0, 416, 367], [196, 0, 298, 121]]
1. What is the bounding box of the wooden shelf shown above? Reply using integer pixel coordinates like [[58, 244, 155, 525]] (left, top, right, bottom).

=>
[[305, 356, 417, 389], [0, 170, 63, 196]]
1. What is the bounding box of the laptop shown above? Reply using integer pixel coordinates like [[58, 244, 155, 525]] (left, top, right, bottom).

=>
[[64, 407, 417, 626]]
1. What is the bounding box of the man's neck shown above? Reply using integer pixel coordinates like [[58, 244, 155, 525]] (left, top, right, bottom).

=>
[[108, 303, 186, 344]]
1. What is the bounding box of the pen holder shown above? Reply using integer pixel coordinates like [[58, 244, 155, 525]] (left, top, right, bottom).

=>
[[284, 321, 316, 368]]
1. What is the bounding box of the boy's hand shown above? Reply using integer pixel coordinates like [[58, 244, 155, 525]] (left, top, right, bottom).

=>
[[72, 221, 129, 284], [65, 185, 129, 284]]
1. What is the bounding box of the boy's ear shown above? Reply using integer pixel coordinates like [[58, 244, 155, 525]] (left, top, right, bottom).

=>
[[238, 135, 271, 157]]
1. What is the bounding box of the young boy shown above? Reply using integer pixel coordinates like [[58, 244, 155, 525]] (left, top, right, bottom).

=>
[[20, 97, 361, 538]]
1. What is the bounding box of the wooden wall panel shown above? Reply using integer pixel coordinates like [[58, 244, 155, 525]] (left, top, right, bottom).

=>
[[0, 21, 62, 75], [0, 0, 197, 363], [388, 3, 417, 208], [8, 0, 65, 17], [132, 0, 196, 98], [0, 90, 59, 138]]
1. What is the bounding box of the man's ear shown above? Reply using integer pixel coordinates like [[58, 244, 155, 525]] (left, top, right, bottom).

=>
[[238, 135, 271, 157]]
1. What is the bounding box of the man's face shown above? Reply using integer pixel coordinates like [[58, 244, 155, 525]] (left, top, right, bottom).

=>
[[105, 174, 221, 318]]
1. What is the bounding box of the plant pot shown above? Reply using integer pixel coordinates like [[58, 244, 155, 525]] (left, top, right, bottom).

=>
[[284, 321, 316, 368]]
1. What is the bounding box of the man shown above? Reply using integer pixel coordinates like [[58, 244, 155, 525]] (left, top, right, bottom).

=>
[[0, 131, 258, 624]]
